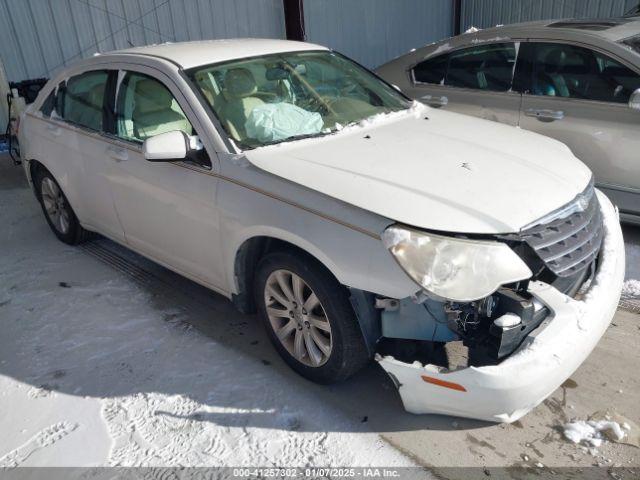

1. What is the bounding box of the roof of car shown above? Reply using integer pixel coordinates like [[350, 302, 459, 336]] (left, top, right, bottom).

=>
[[472, 16, 640, 42], [112, 38, 329, 69]]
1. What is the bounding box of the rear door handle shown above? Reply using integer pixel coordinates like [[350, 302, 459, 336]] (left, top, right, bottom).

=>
[[46, 124, 61, 136], [421, 95, 449, 108], [106, 145, 128, 162], [525, 108, 564, 121]]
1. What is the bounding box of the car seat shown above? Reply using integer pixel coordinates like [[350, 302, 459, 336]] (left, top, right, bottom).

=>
[[220, 68, 264, 140], [131, 79, 192, 140]]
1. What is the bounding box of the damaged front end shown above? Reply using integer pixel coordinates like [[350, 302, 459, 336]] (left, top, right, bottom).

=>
[[355, 188, 625, 423]]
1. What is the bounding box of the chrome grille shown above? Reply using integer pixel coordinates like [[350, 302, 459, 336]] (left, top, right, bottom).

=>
[[518, 186, 604, 278]]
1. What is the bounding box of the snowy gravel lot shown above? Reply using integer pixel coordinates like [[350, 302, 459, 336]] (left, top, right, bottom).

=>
[[0, 159, 414, 468], [1, 155, 638, 471]]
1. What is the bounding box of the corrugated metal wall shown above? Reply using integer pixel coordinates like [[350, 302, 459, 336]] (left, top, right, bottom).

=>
[[304, 0, 454, 69], [0, 0, 286, 84], [461, 0, 639, 30]]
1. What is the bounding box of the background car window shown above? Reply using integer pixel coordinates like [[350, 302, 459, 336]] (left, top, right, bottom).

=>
[[61, 70, 108, 131], [116, 72, 194, 143], [531, 43, 640, 103], [446, 43, 516, 91], [412, 54, 449, 85]]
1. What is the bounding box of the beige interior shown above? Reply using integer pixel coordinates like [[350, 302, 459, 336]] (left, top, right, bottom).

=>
[[131, 78, 192, 140], [219, 68, 265, 139]]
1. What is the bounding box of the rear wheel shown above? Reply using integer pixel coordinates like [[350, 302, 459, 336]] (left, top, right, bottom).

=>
[[35, 169, 89, 245], [255, 251, 369, 383]]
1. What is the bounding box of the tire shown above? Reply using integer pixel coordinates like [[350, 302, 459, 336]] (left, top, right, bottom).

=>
[[34, 168, 90, 245], [255, 250, 370, 384]]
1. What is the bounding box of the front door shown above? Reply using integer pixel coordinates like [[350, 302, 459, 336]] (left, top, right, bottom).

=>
[[518, 41, 640, 217], [405, 42, 522, 126], [104, 68, 225, 290]]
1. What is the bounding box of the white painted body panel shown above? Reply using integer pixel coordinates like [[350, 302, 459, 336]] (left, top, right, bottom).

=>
[[378, 192, 625, 423], [246, 105, 592, 234]]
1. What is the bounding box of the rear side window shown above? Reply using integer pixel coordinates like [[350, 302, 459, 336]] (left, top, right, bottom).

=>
[[446, 43, 517, 91], [413, 54, 449, 85], [529, 43, 640, 103], [60, 70, 109, 131]]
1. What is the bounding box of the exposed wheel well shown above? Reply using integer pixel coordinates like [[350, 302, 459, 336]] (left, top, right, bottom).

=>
[[28, 159, 47, 198], [232, 236, 338, 314]]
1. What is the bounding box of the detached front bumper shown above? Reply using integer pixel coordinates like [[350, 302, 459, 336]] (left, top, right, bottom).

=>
[[377, 191, 625, 423]]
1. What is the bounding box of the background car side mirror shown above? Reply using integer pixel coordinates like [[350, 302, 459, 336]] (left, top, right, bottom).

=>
[[143, 130, 189, 162], [629, 88, 640, 111]]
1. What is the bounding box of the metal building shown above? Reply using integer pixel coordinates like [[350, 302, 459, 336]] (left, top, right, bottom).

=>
[[461, 0, 638, 30]]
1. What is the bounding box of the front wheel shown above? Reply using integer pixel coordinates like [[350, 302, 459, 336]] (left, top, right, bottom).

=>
[[255, 251, 369, 384]]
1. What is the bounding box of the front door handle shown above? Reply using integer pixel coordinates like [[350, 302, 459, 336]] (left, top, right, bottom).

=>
[[525, 108, 564, 121], [106, 145, 128, 162], [46, 124, 61, 136], [421, 95, 449, 108]]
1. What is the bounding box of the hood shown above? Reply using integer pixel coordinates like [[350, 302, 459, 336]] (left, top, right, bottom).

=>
[[245, 106, 592, 234]]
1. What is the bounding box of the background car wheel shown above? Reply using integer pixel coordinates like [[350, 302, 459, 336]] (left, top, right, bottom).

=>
[[34, 168, 90, 245], [255, 250, 370, 384]]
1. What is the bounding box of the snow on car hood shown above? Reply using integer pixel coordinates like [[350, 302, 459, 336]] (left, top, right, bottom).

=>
[[245, 104, 592, 234]]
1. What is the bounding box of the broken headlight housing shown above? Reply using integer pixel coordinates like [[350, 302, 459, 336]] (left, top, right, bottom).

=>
[[382, 227, 532, 302]]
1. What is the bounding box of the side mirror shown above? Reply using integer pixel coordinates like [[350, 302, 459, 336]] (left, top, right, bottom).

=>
[[143, 130, 189, 162], [629, 88, 640, 111]]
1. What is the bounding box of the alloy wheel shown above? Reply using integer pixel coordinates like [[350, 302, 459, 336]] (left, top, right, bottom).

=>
[[41, 177, 70, 234], [264, 269, 333, 367]]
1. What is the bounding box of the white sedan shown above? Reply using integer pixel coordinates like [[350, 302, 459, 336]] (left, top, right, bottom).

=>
[[18, 39, 625, 422]]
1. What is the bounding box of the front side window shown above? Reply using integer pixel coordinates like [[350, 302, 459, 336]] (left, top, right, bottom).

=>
[[60, 70, 109, 131], [530, 42, 640, 103], [116, 72, 194, 143], [189, 50, 411, 149], [446, 43, 517, 91]]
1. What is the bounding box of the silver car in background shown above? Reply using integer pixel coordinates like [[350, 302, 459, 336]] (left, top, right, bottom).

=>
[[377, 17, 640, 224]]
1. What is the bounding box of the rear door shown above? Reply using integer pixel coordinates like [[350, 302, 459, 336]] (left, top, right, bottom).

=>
[[518, 41, 640, 216], [34, 69, 125, 241], [404, 42, 522, 126], [59, 69, 127, 241]]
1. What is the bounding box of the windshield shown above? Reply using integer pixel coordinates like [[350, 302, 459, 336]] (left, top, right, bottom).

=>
[[188, 50, 411, 149]]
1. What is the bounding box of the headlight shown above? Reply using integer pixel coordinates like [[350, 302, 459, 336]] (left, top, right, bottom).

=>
[[382, 226, 532, 302]]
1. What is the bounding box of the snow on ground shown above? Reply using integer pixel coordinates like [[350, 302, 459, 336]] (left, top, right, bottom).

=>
[[0, 181, 413, 467], [563, 420, 628, 449]]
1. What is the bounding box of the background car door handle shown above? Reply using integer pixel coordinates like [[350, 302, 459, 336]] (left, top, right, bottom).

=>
[[421, 95, 449, 108], [525, 108, 565, 121], [46, 124, 61, 136], [106, 146, 128, 162]]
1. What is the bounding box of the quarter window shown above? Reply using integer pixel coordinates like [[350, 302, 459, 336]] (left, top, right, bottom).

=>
[[530, 43, 640, 103], [413, 54, 448, 85], [61, 70, 109, 131], [39, 88, 58, 118], [116, 72, 194, 143]]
